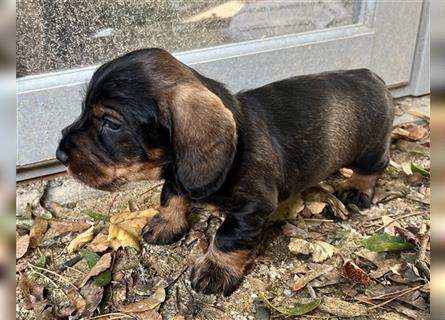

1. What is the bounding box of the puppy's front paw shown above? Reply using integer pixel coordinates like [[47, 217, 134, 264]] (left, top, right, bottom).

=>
[[338, 189, 372, 208], [190, 245, 252, 296], [142, 214, 189, 245]]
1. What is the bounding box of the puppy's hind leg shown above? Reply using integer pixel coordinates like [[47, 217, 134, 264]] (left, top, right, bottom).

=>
[[337, 145, 390, 209]]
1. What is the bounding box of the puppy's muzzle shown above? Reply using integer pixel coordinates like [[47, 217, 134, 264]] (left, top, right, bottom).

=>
[[56, 146, 69, 166]]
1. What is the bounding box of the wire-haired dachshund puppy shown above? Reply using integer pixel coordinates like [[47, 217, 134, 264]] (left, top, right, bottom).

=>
[[56, 48, 394, 296]]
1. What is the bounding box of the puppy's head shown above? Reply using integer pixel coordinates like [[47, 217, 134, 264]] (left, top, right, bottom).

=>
[[56, 48, 237, 198]]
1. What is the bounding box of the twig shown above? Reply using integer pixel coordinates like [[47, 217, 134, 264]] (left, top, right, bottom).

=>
[[89, 313, 136, 320], [400, 106, 430, 122], [65, 265, 85, 276], [166, 266, 189, 290], [368, 285, 423, 310], [374, 212, 424, 232], [108, 193, 119, 214], [139, 182, 164, 196], [28, 263, 78, 289], [303, 219, 335, 223], [415, 222, 430, 279], [29, 269, 68, 298]]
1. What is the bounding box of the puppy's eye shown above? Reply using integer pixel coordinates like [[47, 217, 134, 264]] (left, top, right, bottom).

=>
[[102, 116, 121, 131]]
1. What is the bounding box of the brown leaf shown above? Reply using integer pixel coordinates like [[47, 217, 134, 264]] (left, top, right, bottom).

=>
[[67, 287, 87, 314], [304, 187, 349, 220], [305, 201, 327, 215], [282, 222, 309, 238], [112, 271, 125, 282], [392, 301, 430, 319], [16, 233, 30, 259], [133, 310, 162, 320], [290, 264, 333, 291], [49, 220, 91, 233], [318, 297, 368, 317], [339, 259, 370, 285], [339, 168, 354, 178], [67, 226, 94, 254], [108, 208, 158, 251], [355, 248, 399, 279], [393, 123, 428, 141], [87, 232, 111, 253], [16, 260, 28, 273], [29, 217, 48, 248], [80, 281, 104, 317], [381, 215, 402, 236], [18, 275, 45, 310], [80, 252, 112, 287], [394, 226, 420, 247], [120, 286, 166, 313], [288, 238, 336, 263]]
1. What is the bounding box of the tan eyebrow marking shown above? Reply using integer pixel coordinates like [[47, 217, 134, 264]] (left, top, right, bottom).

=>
[[92, 104, 124, 121]]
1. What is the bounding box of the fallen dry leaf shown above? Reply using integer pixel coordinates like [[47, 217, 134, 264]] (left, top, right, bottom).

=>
[[288, 238, 336, 263], [108, 208, 158, 251], [291, 264, 333, 291], [282, 222, 309, 238], [339, 259, 370, 285], [305, 201, 327, 215], [394, 226, 420, 247], [29, 217, 48, 248], [304, 187, 349, 220], [18, 275, 45, 310], [68, 226, 95, 254], [87, 232, 111, 253], [318, 296, 367, 317], [49, 220, 91, 233], [120, 286, 166, 312], [67, 287, 87, 315], [378, 312, 412, 320], [80, 281, 104, 317], [272, 193, 304, 221], [80, 252, 112, 287], [133, 310, 162, 320], [339, 168, 354, 178], [16, 233, 30, 259], [381, 215, 402, 236], [393, 123, 428, 141]]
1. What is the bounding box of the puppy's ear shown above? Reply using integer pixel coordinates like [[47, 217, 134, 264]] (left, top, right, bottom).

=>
[[163, 84, 237, 199]]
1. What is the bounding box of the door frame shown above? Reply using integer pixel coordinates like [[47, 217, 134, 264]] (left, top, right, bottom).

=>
[[16, 0, 428, 181]]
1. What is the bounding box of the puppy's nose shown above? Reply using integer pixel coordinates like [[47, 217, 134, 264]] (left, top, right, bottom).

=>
[[56, 147, 69, 166]]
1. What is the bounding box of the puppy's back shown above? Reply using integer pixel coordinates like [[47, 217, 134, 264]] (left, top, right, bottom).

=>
[[236, 69, 394, 193]]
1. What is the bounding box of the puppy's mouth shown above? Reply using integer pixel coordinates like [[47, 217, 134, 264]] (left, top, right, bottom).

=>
[[67, 166, 125, 192], [66, 161, 162, 192]]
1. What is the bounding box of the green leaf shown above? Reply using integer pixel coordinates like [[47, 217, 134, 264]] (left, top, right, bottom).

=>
[[79, 248, 100, 269], [95, 269, 112, 287], [347, 203, 361, 214], [361, 234, 416, 252], [83, 210, 110, 222], [260, 293, 321, 316], [32, 255, 47, 280], [17, 217, 33, 230], [411, 162, 430, 178], [79, 248, 112, 287], [37, 255, 47, 268], [40, 211, 53, 220]]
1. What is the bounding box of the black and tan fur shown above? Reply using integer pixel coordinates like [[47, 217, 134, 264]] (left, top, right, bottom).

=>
[[56, 48, 394, 296]]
